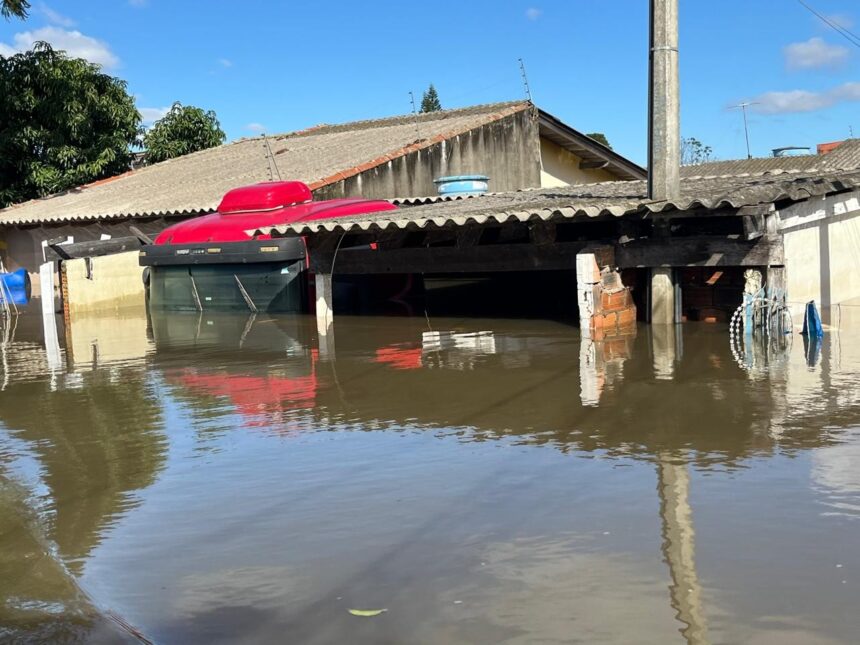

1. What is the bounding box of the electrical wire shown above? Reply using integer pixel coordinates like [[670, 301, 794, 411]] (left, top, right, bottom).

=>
[[796, 0, 860, 48]]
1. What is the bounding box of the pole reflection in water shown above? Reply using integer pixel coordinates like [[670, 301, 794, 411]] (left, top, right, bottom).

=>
[[651, 323, 677, 380], [658, 455, 709, 645]]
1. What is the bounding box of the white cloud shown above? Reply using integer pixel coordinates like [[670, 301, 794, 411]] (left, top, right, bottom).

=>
[[748, 82, 860, 115], [525, 7, 542, 21], [139, 106, 170, 124], [784, 37, 849, 71], [218, 58, 233, 68], [39, 4, 76, 27], [245, 123, 266, 134], [0, 26, 119, 68]]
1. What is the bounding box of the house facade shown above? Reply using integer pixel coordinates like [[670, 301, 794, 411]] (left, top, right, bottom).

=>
[[0, 101, 644, 278]]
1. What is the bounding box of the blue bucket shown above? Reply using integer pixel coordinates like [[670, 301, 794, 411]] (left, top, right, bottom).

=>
[[0, 268, 30, 306], [433, 175, 489, 197]]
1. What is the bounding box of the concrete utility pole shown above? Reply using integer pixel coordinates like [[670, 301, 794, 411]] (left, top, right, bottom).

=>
[[648, 0, 681, 201]]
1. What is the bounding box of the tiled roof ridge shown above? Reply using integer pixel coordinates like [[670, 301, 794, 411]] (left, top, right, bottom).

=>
[[275, 100, 530, 140]]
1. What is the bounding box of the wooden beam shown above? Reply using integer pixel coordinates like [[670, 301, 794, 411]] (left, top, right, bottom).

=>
[[456, 226, 483, 249], [646, 204, 775, 220], [311, 241, 591, 275], [616, 236, 783, 268], [529, 221, 557, 246]]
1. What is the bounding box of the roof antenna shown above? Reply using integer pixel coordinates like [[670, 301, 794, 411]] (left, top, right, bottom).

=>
[[730, 102, 758, 160], [408, 91, 422, 141], [518, 58, 533, 103], [850, 125, 855, 138], [262, 133, 282, 181]]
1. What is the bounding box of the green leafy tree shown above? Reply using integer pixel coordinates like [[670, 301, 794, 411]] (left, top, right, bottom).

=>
[[0, 43, 141, 208], [586, 132, 612, 149], [681, 137, 714, 165], [1, 0, 29, 19], [143, 102, 226, 164], [420, 84, 442, 113]]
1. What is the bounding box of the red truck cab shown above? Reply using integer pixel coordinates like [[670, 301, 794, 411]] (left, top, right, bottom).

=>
[[139, 181, 395, 312]]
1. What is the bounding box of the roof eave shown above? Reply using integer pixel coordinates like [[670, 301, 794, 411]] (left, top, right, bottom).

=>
[[537, 109, 647, 181]]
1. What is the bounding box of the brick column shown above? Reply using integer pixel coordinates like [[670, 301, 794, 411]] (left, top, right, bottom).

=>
[[576, 247, 637, 340]]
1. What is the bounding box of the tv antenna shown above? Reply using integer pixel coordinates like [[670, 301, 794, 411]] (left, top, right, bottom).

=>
[[518, 58, 532, 103], [262, 133, 282, 181], [408, 91, 422, 141], [730, 102, 758, 159]]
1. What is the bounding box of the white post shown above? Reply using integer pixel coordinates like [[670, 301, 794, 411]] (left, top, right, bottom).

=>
[[576, 251, 602, 339], [39, 261, 62, 371], [651, 268, 675, 325], [315, 273, 334, 357]]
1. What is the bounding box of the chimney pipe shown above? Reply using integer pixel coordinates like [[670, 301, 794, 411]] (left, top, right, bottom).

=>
[[648, 0, 681, 201]]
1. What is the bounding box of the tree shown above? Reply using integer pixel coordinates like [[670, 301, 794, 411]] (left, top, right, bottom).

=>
[[1, 0, 29, 19], [143, 102, 225, 164], [0, 43, 140, 208], [681, 137, 713, 165], [586, 132, 612, 149], [420, 84, 442, 113]]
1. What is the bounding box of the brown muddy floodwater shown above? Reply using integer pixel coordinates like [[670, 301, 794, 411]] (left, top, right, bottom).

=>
[[1, 309, 860, 644]]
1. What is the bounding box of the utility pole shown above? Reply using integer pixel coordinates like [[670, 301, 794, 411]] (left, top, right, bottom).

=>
[[648, 0, 681, 201], [731, 102, 757, 160]]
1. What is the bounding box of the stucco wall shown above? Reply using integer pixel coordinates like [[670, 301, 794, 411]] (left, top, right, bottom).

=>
[[539, 138, 616, 187], [780, 190, 860, 322], [314, 108, 543, 200], [61, 250, 146, 315]]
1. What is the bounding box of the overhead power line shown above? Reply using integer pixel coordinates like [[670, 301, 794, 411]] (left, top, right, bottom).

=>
[[796, 0, 860, 49]]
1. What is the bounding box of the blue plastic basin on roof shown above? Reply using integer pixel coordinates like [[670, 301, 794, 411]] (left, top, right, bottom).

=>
[[433, 175, 490, 196]]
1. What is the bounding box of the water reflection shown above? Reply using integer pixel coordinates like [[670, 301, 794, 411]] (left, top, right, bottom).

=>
[[0, 309, 859, 643]]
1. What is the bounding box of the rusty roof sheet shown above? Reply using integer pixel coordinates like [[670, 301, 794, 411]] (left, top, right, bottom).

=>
[[252, 169, 860, 236], [0, 101, 532, 227]]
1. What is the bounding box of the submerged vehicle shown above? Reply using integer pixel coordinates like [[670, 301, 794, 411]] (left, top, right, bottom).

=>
[[139, 181, 396, 312]]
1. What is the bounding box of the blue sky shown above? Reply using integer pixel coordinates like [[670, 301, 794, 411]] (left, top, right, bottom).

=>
[[1, 0, 857, 166]]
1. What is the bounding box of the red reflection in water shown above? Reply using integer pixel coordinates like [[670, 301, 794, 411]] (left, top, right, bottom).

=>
[[170, 351, 318, 427], [374, 345, 423, 370]]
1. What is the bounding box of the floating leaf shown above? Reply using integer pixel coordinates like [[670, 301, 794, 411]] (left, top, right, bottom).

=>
[[348, 608, 387, 617]]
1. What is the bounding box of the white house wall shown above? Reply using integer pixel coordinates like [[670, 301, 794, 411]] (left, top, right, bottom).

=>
[[779, 189, 860, 324]]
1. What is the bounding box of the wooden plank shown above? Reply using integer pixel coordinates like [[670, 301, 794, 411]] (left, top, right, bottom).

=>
[[616, 236, 783, 268], [44, 236, 143, 262], [314, 241, 591, 275]]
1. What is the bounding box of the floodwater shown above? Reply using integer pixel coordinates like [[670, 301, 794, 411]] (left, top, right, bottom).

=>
[[2, 308, 860, 644]]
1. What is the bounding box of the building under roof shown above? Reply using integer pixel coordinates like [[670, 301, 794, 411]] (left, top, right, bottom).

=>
[[679, 139, 860, 179]]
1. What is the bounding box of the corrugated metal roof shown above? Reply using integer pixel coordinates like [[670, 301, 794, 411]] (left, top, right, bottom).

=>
[[0, 101, 532, 226], [251, 169, 860, 236]]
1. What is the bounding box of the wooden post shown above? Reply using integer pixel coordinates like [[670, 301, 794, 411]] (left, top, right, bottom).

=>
[[650, 268, 675, 325]]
